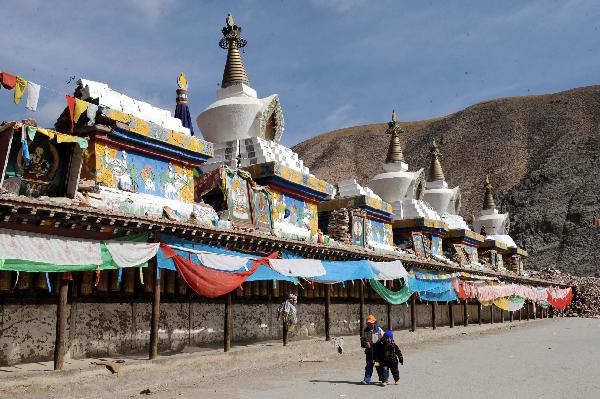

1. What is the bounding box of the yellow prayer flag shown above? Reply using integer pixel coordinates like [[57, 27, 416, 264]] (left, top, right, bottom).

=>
[[73, 98, 89, 123], [14, 77, 28, 104], [56, 132, 79, 144], [36, 128, 56, 140]]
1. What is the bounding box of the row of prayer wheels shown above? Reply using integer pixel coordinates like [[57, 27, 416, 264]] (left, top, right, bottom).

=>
[[0, 270, 397, 300]]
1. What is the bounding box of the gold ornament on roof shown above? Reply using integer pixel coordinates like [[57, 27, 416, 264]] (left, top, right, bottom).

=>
[[177, 73, 188, 90], [219, 13, 250, 88], [427, 138, 445, 181], [385, 109, 405, 163]]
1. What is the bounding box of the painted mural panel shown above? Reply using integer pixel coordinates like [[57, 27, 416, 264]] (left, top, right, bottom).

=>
[[82, 142, 194, 202], [411, 232, 426, 258], [352, 215, 366, 247], [271, 191, 318, 234], [251, 189, 273, 232], [430, 235, 442, 255], [366, 219, 393, 247], [226, 172, 252, 224]]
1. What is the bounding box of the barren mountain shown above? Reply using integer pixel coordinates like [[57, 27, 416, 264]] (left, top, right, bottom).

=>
[[293, 86, 600, 276]]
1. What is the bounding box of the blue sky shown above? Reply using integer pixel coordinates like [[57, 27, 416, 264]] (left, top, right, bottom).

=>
[[1, 0, 599, 146]]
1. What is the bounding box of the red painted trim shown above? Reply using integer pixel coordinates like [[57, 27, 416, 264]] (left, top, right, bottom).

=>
[[93, 134, 203, 168], [264, 183, 320, 204]]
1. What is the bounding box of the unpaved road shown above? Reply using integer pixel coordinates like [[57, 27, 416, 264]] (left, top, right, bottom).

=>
[[168, 318, 600, 399], [2, 318, 598, 398]]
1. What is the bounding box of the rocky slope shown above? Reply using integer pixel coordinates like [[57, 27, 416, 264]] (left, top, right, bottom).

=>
[[293, 86, 600, 276]]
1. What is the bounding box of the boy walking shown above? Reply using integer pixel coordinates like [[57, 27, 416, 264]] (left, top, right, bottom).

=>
[[374, 330, 403, 385], [360, 314, 384, 384]]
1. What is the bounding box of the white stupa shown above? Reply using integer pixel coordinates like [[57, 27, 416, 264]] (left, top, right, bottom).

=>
[[473, 176, 517, 248], [368, 111, 441, 221], [422, 139, 469, 230], [197, 14, 312, 176]]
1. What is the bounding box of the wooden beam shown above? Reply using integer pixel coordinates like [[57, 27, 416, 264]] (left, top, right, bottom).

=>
[[149, 260, 161, 360], [509, 310, 514, 322], [490, 305, 494, 324], [224, 292, 232, 352], [478, 303, 482, 325], [53, 273, 70, 370], [500, 308, 505, 323], [463, 300, 468, 327], [431, 302, 437, 330], [410, 294, 417, 332], [325, 285, 331, 341]]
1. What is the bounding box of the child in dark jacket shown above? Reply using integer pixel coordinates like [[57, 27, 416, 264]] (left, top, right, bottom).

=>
[[360, 314, 385, 384], [374, 330, 403, 385]]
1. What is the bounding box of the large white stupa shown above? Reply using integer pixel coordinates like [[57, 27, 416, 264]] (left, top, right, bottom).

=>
[[368, 112, 441, 221], [197, 14, 310, 175], [422, 139, 469, 230], [473, 176, 517, 248]]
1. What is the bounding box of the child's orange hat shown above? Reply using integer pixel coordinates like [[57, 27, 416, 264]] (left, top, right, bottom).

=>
[[366, 314, 377, 323]]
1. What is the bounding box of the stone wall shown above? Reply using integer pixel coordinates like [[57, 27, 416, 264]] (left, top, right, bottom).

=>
[[0, 299, 519, 366]]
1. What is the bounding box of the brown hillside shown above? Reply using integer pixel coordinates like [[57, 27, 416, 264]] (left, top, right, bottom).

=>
[[293, 86, 600, 276]]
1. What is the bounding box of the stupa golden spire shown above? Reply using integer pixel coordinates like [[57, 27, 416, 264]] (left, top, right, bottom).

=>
[[483, 175, 497, 210], [385, 110, 405, 163], [219, 13, 250, 88], [427, 138, 445, 181]]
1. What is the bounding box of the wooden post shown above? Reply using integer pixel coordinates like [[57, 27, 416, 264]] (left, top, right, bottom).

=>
[[359, 280, 365, 334], [463, 300, 468, 327], [448, 302, 454, 328], [509, 311, 514, 322], [325, 285, 331, 341], [533, 302, 537, 320], [478, 303, 482, 325], [410, 294, 417, 332], [386, 302, 392, 331], [224, 292, 232, 352], [526, 301, 530, 320], [53, 274, 69, 370], [490, 305, 494, 324], [431, 302, 437, 330], [519, 308, 522, 321], [500, 308, 505, 323], [149, 261, 160, 360]]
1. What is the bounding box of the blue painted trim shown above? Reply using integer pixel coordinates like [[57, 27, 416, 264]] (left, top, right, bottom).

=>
[[111, 128, 211, 163], [359, 205, 393, 221]]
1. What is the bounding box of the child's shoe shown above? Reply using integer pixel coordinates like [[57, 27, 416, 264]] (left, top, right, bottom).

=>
[[380, 381, 388, 386], [394, 380, 400, 385]]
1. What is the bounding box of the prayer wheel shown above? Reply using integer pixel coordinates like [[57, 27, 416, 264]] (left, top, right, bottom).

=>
[[272, 280, 280, 298], [79, 271, 94, 296], [318, 284, 325, 298], [253, 281, 260, 296], [260, 281, 268, 297], [244, 282, 252, 298], [304, 284, 313, 299], [0, 271, 12, 292], [236, 287, 243, 297], [97, 270, 109, 293], [16, 272, 32, 290], [34, 272, 48, 291], [177, 275, 187, 296], [110, 270, 121, 292], [164, 270, 176, 295], [123, 268, 135, 295], [142, 267, 153, 294]]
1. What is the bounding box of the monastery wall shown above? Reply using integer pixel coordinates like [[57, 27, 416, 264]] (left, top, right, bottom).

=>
[[0, 301, 515, 366]]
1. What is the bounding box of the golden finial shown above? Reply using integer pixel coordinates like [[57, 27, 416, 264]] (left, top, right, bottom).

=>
[[427, 137, 445, 181], [385, 110, 404, 163], [483, 175, 496, 210], [226, 13, 235, 27], [177, 73, 188, 90]]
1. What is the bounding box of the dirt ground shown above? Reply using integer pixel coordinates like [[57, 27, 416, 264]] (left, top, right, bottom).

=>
[[2, 318, 598, 398]]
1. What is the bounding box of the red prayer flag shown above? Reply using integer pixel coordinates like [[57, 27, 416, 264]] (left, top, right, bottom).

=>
[[66, 95, 76, 133], [0, 72, 17, 89], [160, 243, 278, 298]]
